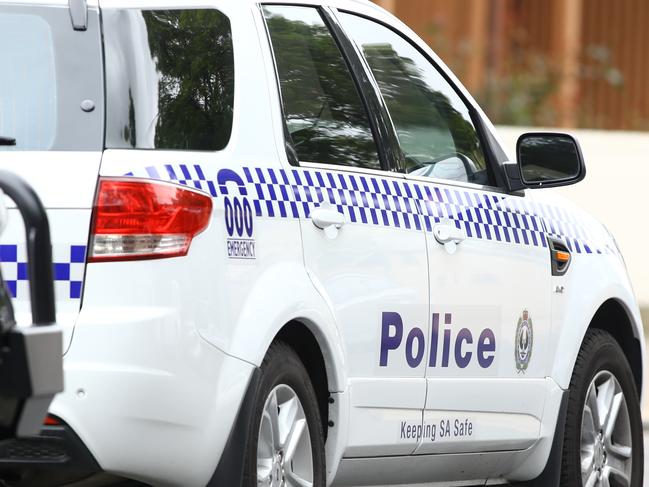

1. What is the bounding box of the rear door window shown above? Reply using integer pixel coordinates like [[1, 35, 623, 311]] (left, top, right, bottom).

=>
[[263, 6, 381, 170], [103, 9, 234, 151], [0, 6, 103, 151]]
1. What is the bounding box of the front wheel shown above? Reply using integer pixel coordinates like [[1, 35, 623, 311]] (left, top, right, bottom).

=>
[[561, 329, 644, 487], [244, 341, 326, 487]]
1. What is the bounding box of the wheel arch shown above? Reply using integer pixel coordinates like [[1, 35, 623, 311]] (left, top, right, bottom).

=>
[[216, 261, 349, 482], [588, 298, 643, 397], [265, 317, 349, 485], [274, 319, 333, 438]]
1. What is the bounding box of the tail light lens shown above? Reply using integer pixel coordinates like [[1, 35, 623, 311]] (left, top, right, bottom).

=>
[[89, 178, 212, 262], [43, 415, 61, 426]]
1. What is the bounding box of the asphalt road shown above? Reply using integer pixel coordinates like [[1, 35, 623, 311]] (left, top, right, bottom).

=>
[[644, 427, 649, 484]]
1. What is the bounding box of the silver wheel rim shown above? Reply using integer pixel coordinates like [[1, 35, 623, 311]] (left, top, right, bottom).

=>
[[257, 384, 314, 487], [580, 370, 633, 487]]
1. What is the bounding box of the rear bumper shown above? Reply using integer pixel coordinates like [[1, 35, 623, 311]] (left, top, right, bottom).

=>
[[46, 303, 255, 487], [0, 419, 99, 486]]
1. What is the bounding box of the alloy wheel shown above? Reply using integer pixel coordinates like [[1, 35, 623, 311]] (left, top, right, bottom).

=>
[[580, 370, 633, 487], [257, 384, 314, 487]]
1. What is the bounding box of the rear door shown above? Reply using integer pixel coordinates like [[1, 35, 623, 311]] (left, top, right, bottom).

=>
[[262, 4, 429, 457], [0, 2, 104, 351]]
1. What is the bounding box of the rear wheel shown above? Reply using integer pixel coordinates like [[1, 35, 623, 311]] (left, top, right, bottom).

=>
[[561, 329, 643, 487], [244, 342, 326, 487]]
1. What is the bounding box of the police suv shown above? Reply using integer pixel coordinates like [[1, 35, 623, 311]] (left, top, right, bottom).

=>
[[0, 0, 644, 486]]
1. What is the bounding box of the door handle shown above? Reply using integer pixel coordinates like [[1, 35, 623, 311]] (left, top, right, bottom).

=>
[[433, 222, 466, 254], [311, 203, 345, 239]]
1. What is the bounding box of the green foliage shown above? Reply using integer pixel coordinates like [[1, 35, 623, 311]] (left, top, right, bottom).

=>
[[265, 8, 381, 169], [144, 10, 234, 150], [361, 42, 485, 172]]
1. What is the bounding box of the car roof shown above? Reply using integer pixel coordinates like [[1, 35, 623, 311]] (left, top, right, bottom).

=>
[[0, 0, 388, 19]]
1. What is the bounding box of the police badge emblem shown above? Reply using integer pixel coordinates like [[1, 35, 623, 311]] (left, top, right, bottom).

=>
[[515, 310, 533, 373]]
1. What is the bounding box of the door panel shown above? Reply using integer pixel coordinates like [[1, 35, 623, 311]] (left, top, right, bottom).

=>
[[413, 180, 552, 454], [302, 171, 428, 456], [263, 5, 430, 456], [298, 166, 429, 456], [338, 9, 553, 456]]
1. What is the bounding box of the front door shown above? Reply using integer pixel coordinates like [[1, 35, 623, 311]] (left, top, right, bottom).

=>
[[337, 10, 553, 456]]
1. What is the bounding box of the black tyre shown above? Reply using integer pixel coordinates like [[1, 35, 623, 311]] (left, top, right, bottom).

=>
[[243, 341, 326, 487], [561, 329, 643, 487]]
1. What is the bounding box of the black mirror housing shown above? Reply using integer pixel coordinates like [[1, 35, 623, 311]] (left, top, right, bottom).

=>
[[505, 132, 586, 191]]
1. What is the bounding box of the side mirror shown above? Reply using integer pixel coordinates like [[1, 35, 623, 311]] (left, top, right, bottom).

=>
[[505, 132, 586, 191]]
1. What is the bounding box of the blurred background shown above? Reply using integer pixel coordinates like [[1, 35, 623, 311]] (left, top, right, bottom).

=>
[[373, 0, 649, 413]]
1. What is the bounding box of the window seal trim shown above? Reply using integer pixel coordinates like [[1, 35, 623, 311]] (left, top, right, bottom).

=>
[[301, 160, 513, 195], [300, 160, 405, 179], [335, 7, 511, 193], [320, 6, 402, 174]]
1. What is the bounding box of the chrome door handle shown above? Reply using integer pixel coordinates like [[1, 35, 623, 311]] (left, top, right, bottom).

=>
[[433, 222, 466, 254], [311, 203, 345, 239]]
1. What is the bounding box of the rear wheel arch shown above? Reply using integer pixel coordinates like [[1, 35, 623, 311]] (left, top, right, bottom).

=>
[[274, 320, 333, 440], [587, 298, 643, 397]]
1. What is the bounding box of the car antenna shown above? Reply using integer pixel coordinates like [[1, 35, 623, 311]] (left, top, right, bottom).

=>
[[69, 0, 88, 31]]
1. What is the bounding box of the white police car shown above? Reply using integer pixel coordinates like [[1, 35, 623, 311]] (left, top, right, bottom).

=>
[[0, 0, 644, 486]]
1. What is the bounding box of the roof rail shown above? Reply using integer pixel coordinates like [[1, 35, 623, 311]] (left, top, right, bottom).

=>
[[69, 0, 87, 31]]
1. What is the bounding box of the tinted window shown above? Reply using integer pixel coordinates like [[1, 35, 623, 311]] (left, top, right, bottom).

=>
[[104, 9, 234, 151], [0, 6, 103, 151], [340, 13, 489, 184], [264, 6, 380, 170]]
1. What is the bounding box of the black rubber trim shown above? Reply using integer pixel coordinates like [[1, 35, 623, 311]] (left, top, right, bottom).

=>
[[321, 7, 404, 173], [512, 390, 568, 487], [0, 419, 100, 486], [207, 367, 262, 487]]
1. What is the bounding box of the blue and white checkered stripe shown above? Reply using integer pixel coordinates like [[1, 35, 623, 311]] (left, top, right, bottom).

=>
[[244, 167, 424, 231], [126, 163, 613, 255], [412, 183, 547, 248], [126, 164, 218, 197], [0, 244, 86, 300]]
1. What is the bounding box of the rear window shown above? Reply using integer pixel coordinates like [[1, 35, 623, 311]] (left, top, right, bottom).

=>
[[103, 9, 234, 152], [0, 6, 103, 151]]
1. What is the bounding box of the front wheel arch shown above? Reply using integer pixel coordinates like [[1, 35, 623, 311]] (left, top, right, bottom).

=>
[[588, 298, 643, 397]]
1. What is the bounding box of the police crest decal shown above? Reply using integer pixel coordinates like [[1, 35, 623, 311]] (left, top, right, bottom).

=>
[[515, 310, 533, 373]]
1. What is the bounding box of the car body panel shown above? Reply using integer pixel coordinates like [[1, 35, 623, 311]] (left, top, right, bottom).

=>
[[0, 0, 643, 486]]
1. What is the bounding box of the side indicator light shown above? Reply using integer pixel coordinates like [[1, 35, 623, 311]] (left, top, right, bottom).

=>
[[548, 237, 572, 276]]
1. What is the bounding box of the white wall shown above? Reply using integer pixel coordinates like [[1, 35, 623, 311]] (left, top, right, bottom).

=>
[[497, 127, 649, 312]]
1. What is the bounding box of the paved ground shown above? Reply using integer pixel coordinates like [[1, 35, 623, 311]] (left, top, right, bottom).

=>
[[644, 427, 649, 483]]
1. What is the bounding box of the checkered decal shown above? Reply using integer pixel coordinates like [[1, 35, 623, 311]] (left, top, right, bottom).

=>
[[126, 163, 614, 255], [0, 244, 86, 300], [140, 164, 218, 197]]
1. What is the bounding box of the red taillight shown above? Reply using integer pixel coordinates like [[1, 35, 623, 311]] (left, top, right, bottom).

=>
[[89, 178, 213, 262], [43, 415, 60, 426]]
